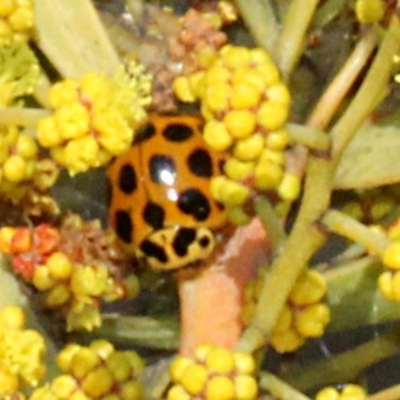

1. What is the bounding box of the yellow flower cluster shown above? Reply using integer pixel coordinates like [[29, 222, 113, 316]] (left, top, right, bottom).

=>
[[31, 251, 125, 331], [0, 44, 39, 106], [355, 0, 385, 23], [37, 64, 152, 176], [174, 44, 297, 224], [243, 269, 330, 353], [30, 340, 144, 400], [0, 126, 59, 214], [0, 0, 33, 47], [168, 344, 258, 400], [316, 384, 367, 400], [0, 306, 46, 397], [271, 269, 330, 353], [377, 220, 400, 301]]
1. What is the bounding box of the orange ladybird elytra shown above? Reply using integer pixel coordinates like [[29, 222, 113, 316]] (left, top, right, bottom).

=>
[[107, 114, 227, 270]]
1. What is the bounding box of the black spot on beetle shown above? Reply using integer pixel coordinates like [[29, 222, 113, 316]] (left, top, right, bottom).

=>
[[140, 240, 168, 263], [134, 122, 156, 145], [115, 210, 133, 243], [178, 188, 210, 221], [187, 149, 213, 178], [163, 123, 193, 142], [118, 164, 137, 194], [172, 228, 196, 256], [143, 202, 165, 230], [199, 235, 211, 248], [149, 155, 176, 185]]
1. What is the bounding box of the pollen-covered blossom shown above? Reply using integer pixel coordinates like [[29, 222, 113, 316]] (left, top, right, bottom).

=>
[[0, 0, 33, 46], [30, 340, 144, 400], [0, 305, 46, 397], [37, 62, 152, 175], [243, 268, 330, 353], [174, 44, 298, 224], [316, 384, 367, 400], [0, 214, 138, 331], [168, 344, 258, 400]]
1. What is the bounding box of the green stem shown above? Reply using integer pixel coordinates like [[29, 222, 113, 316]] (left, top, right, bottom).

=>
[[82, 315, 179, 350], [321, 209, 390, 255], [259, 371, 312, 400], [234, 0, 279, 54], [312, 0, 348, 29], [0, 107, 49, 127], [237, 156, 331, 353], [254, 196, 286, 254], [287, 123, 330, 151], [274, 0, 321, 80], [237, 16, 400, 354], [307, 26, 378, 130], [33, 71, 51, 108], [366, 384, 400, 400], [282, 330, 400, 393], [331, 17, 400, 160]]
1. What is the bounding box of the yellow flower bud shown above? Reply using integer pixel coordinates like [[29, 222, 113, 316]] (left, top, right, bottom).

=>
[[46, 252, 73, 280], [316, 387, 341, 400], [70, 347, 101, 379], [223, 109, 256, 139], [32, 265, 55, 291], [230, 83, 261, 109], [233, 352, 256, 375], [15, 134, 37, 159], [173, 76, 196, 103], [180, 363, 208, 395], [167, 385, 191, 400], [266, 83, 291, 106], [266, 128, 290, 151], [233, 134, 264, 161], [289, 270, 327, 305], [355, 0, 384, 23], [81, 367, 114, 397], [120, 380, 143, 400], [54, 103, 90, 141], [227, 206, 251, 225], [206, 347, 235, 374], [206, 376, 235, 400], [234, 375, 258, 400], [37, 116, 62, 147], [0, 0, 16, 17], [0, 305, 25, 330], [204, 64, 231, 85], [224, 158, 255, 181], [203, 120, 233, 151], [44, 284, 71, 307], [3, 154, 27, 182], [341, 384, 367, 400], [211, 176, 250, 207], [383, 242, 400, 270], [220, 45, 250, 69], [204, 82, 230, 113], [51, 375, 79, 399], [48, 79, 79, 108], [257, 101, 289, 131], [295, 303, 330, 337], [270, 328, 305, 353]]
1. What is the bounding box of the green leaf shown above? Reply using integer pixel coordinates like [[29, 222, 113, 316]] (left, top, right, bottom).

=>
[[334, 123, 400, 189], [34, 0, 120, 78], [325, 256, 400, 331]]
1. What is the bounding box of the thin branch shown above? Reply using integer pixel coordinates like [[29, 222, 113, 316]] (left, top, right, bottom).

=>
[[307, 27, 378, 130]]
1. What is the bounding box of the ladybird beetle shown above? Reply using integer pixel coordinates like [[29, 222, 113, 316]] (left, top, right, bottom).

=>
[[107, 114, 227, 270]]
